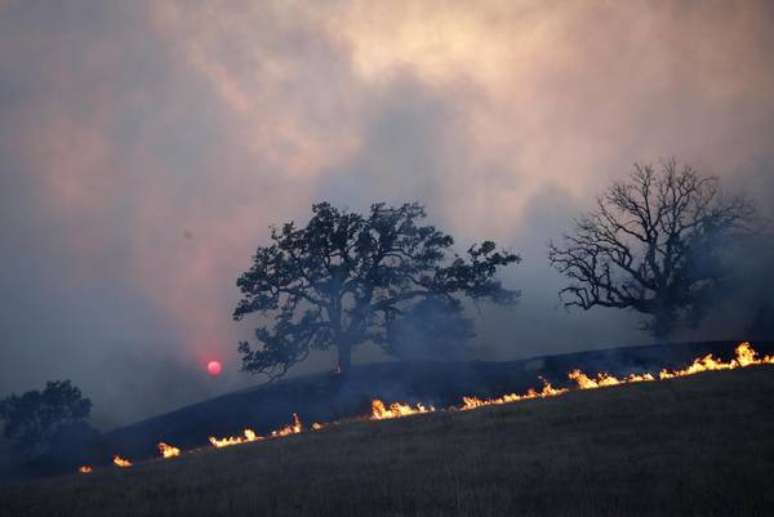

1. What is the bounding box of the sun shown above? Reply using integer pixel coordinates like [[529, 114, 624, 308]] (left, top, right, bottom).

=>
[[207, 360, 222, 376]]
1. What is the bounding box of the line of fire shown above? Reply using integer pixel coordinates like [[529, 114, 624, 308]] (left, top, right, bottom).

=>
[[78, 341, 772, 475]]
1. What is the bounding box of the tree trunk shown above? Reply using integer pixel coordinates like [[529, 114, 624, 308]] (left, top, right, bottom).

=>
[[337, 342, 352, 376]]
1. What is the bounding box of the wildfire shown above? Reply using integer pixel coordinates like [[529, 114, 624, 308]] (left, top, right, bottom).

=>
[[271, 413, 303, 437], [113, 455, 132, 468], [74, 342, 772, 475], [658, 342, 773, 379], [208, 414, 303, 449], [461, 380, 568, 410], [209, 428, 263, 448], [158, 442, 181, 459], [566, 342, 772, 389], [567, 370, 656, 390], [370, 399, 435, 420]]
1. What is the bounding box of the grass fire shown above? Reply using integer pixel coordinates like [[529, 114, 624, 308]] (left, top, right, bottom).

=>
[[111, 455, 132, 469], [157, 442, 180, 459], [4, 4, 774, 515], [56, 342, 774, 473], [2, 341, 772, 516]]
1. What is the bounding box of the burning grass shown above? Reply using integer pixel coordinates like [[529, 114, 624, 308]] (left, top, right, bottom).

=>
[[208, 429, 262, 448], [157, 442, 180, 459], [370, 399, 435, 420], [460, 379, 568, 410], [2, 362, 773, 516], [68, 342, 774, 475], [111, 455, 131, 468]]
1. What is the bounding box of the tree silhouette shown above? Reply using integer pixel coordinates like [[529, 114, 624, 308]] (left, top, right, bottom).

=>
[[549, 160, 756, 338], [234, 202, 520, 378], [0, 380, 92, 455]]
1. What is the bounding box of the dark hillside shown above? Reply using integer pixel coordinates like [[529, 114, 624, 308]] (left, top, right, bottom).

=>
[[2, 365, 773, 516], [101, 340, 773, 464]]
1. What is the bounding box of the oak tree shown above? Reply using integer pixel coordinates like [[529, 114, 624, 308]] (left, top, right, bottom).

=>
[[234, 202, 519, 378]]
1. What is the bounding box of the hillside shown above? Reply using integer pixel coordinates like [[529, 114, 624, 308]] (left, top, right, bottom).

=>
[[2, 365, 773, 516], [99, 340, 772, 464]]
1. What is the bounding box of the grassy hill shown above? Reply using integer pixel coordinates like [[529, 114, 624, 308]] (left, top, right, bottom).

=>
[[2, 364, 773, 516], [98, 340, 772, 465]]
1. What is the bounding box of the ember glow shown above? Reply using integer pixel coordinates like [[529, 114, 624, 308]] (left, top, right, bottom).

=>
[[84, 342, 771, 473], [78, 465, 93, 474], [113, 455, 132, 468], [158, 442, 181, 459]]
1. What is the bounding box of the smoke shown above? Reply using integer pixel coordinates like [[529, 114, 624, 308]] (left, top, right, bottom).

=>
[[1, 0, 773, 427]]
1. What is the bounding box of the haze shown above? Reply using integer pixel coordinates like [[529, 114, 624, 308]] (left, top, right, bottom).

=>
[[1, 0, 773, 428]]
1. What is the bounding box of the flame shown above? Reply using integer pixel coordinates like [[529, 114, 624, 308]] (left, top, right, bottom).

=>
[[74, 342, 772, 473], [658, 342, 774, 379], [566, 342, 772, 389], [566, 370, 656, 389], [461, 379, 568, 410], [208, 414, 303, 448], [158, 442, 181, 459], [271, 413, 303, 437], [370, 399, 435, 420], [113, 455, 132, 468], [208, 428, 263, 448]]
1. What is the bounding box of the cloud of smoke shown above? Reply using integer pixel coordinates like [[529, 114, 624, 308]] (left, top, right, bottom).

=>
[[1, 0, 773, 426]]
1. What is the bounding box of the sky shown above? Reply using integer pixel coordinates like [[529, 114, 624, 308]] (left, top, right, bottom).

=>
[[1, 0, 773, 428]]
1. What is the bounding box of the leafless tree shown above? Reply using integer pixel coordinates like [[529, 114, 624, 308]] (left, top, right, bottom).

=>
[[548, 160, 757, 338]]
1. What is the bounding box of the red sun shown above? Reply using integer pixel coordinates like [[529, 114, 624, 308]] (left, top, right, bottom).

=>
[[207, 360, 222, 376]]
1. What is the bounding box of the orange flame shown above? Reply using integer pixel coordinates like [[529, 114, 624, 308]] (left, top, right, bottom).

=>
[[158, 442, 181, 459], [370, 399, 435, 420], [208, 414, 304, 448], [78, 342, 771, 472], [113, 455, 132, 468], [208, 428, 262, 448], [271, 413, 303, 437], [461, 379, 568, 410], [659, 342, 773, 379], [567, 342, 772, 389], [567, 370, 656, 389]]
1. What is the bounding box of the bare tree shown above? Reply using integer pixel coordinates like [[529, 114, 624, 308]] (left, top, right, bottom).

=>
[[548, 160, 756, 338]]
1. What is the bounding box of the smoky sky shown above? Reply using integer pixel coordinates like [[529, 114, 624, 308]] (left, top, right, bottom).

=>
[[1, 0, 773, 428]]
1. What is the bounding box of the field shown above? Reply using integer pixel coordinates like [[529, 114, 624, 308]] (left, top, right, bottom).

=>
[[1, 365, 773, 516]]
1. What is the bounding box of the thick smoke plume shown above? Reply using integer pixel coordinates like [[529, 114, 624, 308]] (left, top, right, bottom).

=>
[[0, 0, 773, 427]]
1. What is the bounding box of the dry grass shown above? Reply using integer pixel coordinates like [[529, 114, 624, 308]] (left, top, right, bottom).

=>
[[2, 366, 773, 517]]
